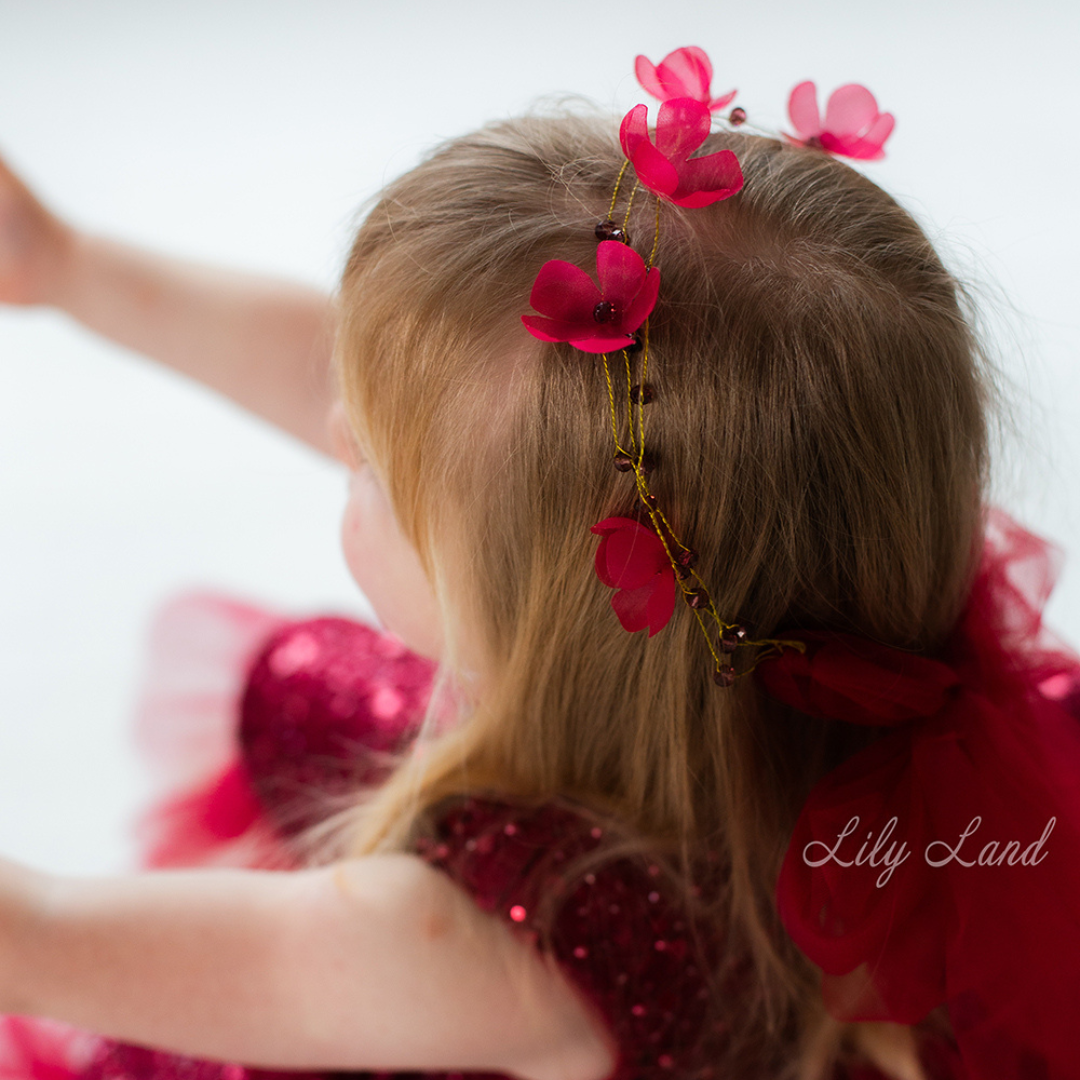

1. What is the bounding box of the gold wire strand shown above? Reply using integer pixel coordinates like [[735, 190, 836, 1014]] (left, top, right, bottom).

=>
[[649, 503, 690, 557], [755, 636, 807, 654], [601, 354, 620, 446], [647, 196, 662, 269], [607, 159, 631, 221], [595, 165, 800, 686], [691, 608, 725, 669], [601, 354, 633, 459], [740, 640, 807, 678], [703, 603, 726, 632], [635, 325, 649, 466], [623, 350, 637, 457], [621, 181, 640, 230]]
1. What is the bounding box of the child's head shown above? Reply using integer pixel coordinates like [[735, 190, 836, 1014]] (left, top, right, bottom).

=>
[[335, 110, 992, 891], [335, 111, 992, 1070], [337, 111, 988, 746]]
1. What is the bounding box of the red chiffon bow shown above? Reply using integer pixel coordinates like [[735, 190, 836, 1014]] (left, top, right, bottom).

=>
[[757, 512, 1080, 1078]]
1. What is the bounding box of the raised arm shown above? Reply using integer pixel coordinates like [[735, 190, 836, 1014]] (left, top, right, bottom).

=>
[[1, 853, 614, 1080], [0, 152, 336, 456]]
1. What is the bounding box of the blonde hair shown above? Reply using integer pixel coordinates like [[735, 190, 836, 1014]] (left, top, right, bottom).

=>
[[335, 113, 991, 1078]]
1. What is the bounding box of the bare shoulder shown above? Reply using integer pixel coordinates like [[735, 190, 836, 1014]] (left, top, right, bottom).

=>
[[322, 854, 618, 1080]]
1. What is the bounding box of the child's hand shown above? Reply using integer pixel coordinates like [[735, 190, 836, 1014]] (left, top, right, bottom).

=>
[[0, 151, 74, 307], [0, 150, 336, 454]]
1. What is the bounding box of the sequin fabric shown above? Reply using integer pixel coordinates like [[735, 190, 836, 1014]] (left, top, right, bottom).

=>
[[245, 622, 719, 1072], [0, 604, 933, 1080], [415, 798, 716, 1079], [76, 609, 718, 1080], [239, 617, 437, 837], [136, 614, 439, 868]]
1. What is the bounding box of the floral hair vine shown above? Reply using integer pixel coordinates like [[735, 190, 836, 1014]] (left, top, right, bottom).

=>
[[521, 47, 895, 686]]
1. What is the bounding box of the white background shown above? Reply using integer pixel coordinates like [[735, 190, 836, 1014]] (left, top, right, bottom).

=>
[[1, 0, 1077, 873]]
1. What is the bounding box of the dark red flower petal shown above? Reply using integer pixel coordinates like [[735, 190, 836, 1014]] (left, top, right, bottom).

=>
[[591, 517, 677, 636], [655, 98, 712, 163], [610, 569, 676, 636], [621, 268, 661, 337], [611, 581, 655, 634], [596, 518, 667, 590], [619, 100, 744, 208], [634, 47, 736, 114], [671, 149, 743, 208], [595, 240, 647, 304], [523, 245, 658, 353], [529, 260, 600, 320]]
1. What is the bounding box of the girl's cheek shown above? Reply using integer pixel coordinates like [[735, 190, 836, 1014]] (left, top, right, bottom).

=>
[[340, 467, 391, 588], [340, 468, 444, 662]]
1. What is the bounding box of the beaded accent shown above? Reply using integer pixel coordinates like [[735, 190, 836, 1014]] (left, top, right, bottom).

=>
[[522, 49, 807, 684]]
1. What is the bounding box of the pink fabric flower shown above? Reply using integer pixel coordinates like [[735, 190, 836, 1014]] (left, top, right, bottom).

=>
[[634, 46, 736, 113], [619, 99, 744, 209], [591, 517, 676, 636], [521, 240, 660, 354], [786, 81, 895, 161]]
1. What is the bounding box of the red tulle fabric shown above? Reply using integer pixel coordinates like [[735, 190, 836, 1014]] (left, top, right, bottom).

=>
[[758, 511, 1080, 1079], [133, 598, 438, 869]]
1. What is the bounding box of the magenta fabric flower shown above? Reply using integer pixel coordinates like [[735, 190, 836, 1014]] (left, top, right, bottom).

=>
[[619, 99, 744, 209], [521, 240, 659, 354], [591, 517, 676, 636], [786, 81, 895, 161], [634, 46, 736, 113]]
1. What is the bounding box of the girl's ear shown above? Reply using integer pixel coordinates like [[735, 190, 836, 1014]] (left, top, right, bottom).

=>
[[329, 400, 363, 470]]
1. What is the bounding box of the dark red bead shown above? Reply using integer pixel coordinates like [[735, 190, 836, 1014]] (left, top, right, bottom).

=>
[[595, 219, 629, 244], [686, 587, 710, 610], [630, 384, 655, 404], [676, 548, 698, 570], [720, 625, 749, 653], [674, 563, 693, 581], [593, 300, 618, 324], [728, 107, 747, 126], [640, 452, 657, 475], [643, 493, 658, 508], [713, 665, 737, 687], [613, 453, 634, 472]]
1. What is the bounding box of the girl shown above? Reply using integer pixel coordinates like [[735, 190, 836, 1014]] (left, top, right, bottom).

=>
[[0, 45, 1077, 1080]]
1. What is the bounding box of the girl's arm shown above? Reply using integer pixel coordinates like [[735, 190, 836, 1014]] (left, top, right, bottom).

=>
[[0, 152, 336, 456], [1, 853, 614, 1080]]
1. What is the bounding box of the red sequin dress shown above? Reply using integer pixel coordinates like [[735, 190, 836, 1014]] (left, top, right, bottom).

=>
[[0, 595, 963, 1080]]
